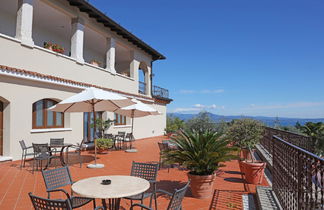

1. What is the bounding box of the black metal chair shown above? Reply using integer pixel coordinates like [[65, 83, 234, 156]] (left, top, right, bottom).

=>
[[124, 133, 135, 149], [68, 138, 87, 168], [29, 192, 73, 210], [124, 161, 159, 209], [32, 143, 57, 173], [41, 166, 95, 209], [115, 132, 126, 150], [19, 140, 35, 168], [50, 138, 65, 156], [158, 142, 171, 172], [130, 181, 190, 210]]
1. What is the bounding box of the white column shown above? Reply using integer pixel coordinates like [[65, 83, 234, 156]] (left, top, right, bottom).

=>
[[145, 66, 152, 96], [71, 18, 85, 64], [15, 0, 34, 47], [106, 37, 116, 74], [130, 51, 139, 81]]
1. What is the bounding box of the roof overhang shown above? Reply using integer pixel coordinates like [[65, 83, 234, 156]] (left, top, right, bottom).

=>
[[66, 0, 166, 61]]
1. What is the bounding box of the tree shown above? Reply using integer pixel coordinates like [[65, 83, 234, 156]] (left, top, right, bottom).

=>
[[296, 122, 324, 156], [186, 111, 217, 132], [165, 115, 185, 134]]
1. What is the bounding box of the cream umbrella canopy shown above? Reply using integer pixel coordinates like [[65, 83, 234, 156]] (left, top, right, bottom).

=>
[[114, 99, 160, 134], [49, 87, 134, 168]]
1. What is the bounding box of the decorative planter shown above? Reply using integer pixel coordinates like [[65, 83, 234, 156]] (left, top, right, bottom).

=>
[[240, 148, 255, 161], [242, 161, 266, 184], [239, 160, 246, 174], [187, 173, 216, 199], [90, 61, 100, 67], [45, 46, 53, 51]]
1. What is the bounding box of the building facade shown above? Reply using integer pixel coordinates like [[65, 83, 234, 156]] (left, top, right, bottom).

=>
[[0, 0, 171, 160]]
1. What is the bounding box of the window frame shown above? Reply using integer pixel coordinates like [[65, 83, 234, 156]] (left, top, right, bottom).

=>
[[32, 99, 64, 129], [114, 113, 126, 125]]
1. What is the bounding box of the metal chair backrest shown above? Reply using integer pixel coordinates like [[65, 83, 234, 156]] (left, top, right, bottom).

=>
[[29, 192, 72, 210], [130, 161, 159, 182], [42, 166, 73, 191], [125, 133, 133, 140], [19, 140, 27, 150], [104, 133, 114, 139], [158, 142, 169, 152], [167, 181, 190, 210], [33, 143, 49, 154], [50, 138, 64, 146], [118, 131, 126, 136]]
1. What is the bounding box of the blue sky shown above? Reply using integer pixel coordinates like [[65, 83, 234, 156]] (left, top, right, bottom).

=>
[[89, 0, 324, 118]]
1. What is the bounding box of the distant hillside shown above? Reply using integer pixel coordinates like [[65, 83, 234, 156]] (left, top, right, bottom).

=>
[[168, 112, 324, 127]]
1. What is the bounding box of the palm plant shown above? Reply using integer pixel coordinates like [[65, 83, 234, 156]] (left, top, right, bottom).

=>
[[296, 122, 324, 156], [164, 129, 237, 176]]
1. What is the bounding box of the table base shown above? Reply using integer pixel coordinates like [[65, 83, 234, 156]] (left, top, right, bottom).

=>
[[87, 163, 105, 168], [102, 198, 121, 210]]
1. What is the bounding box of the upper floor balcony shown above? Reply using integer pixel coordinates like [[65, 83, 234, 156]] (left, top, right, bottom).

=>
[[0, 0, 166, 99]]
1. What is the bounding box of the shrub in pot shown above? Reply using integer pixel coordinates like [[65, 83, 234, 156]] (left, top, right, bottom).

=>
[[96, 138, 113, 153], [164, 129, 237, 199], [226, 118, 266, 184]]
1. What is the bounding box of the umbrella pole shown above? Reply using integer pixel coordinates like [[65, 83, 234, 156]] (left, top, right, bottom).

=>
[[87, 100, 104, 168], [131, 110, 134, 134], [93, 102, 97, 165]]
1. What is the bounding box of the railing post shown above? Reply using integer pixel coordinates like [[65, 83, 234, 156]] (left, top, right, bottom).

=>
[[297, 151, 302, 210]]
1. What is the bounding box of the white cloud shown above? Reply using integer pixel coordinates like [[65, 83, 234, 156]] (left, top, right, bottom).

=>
[[170, 104, 225, 113], [246, 101, 324, 110], [178, 89, 224, 94]]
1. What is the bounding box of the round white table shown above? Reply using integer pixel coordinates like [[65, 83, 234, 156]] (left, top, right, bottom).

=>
[[72, 175, 150, 210]]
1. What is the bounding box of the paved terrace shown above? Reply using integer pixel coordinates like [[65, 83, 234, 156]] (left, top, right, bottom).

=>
[[0, 136, 268, 210]]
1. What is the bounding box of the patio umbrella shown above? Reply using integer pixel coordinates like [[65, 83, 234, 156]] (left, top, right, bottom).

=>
[[115, 99, 160, 134], [49, 87, 134, 168]]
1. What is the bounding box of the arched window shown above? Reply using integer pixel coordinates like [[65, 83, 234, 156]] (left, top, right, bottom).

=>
[[32, 99, 64, 129]]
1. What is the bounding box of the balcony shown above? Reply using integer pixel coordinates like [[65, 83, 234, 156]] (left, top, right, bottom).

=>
[[138, 81, 146, 95], [152, 85, 170, 100]]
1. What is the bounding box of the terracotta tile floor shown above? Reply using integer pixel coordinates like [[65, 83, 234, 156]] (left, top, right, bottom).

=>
[[0, 136, 268, 210]]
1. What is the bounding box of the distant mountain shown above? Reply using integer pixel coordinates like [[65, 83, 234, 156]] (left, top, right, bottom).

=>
[[168, 112, 324, 127]]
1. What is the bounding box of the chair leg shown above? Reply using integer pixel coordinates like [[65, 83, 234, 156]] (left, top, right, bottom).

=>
[[20, 151, 24, 169], [93, 199, 96, 208], [23, 153, 27, 167], [79, 151, 82, 168]]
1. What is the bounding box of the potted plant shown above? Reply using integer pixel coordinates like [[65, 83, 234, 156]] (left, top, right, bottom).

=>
[[52, 44, 64, 54], [226, 118, 266, 184], [164, 129, 237, 199], [43, 42, 53, 50], [90, 59, 101, 67], [96, 138, 113, 153]]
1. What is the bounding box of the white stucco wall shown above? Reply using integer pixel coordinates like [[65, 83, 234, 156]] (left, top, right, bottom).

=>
[[0, 75, 84, 160]]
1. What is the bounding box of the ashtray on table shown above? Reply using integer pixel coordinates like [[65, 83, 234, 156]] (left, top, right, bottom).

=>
[[101, 179, 111, 185]]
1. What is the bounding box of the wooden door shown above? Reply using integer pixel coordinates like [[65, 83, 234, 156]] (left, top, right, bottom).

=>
[[0, 102, 3, 155]]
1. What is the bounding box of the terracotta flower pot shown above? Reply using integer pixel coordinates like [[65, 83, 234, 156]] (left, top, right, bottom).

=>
[[239, 160, 246, 174], [242, 161, 266, 184], [187, 173, 216, 199], [240, 148, 255, 161]]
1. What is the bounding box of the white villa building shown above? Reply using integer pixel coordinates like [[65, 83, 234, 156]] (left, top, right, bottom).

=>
[[0, 0, 172, 160]]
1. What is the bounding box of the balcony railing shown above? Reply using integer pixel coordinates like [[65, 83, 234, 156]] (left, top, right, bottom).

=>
[[259, 127, 323, 209], [261, 127, 314, 155], [271, 135, 324, 209], [152, 85, 169, 99], [139, 81, 146, 95]]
